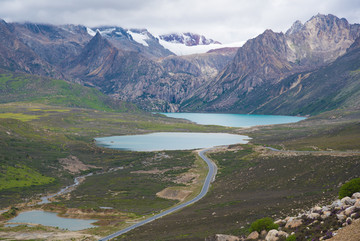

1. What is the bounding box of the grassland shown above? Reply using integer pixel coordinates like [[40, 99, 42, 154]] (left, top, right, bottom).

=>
[[0, 69, 136, 112], [0, 164, 55, 191], [116, 108, 360, 240], [56, 151, 196, 213], [0, 101, 227, 207], [241, 107, 360, 151], [1, 69, 360, 240]]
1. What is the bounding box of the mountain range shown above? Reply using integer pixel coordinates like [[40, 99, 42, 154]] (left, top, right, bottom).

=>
[[1, 14, 360, 115]]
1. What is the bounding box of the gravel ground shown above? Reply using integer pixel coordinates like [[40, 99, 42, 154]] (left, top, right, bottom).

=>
[[329, 218, 360, 241]]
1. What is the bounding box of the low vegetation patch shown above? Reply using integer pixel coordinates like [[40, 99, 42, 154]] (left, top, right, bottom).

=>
[[0, 164, 55, 191], [0, 112, 44, 121], [249, 217, 278, 233], [1, 207, 18, 220], [339, 177, 360, 199]]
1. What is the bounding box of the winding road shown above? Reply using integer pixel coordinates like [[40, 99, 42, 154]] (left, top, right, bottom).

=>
[[98, 148, 217, 241]]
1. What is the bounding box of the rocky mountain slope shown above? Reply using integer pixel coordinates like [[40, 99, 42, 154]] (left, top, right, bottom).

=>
[[0, 18, 237, 111], [182, 14, 360, 114], [61, 32, 237, 111], [0, 14, 360, 115], [87, 26, 174, 58], [0, 20, 61, 78]]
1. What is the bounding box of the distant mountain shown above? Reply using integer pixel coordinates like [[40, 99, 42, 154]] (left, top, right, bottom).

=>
[[159, 32, 221, 46], [0, 19, 237, 111], [61, 32, 237, 111], [248, 35, 360, 115], [0, 68, 137, 112], [1, 14, 360, 115], [87, 26, 174, 58], [0, 20, 62, 78], [182, 14, 360, 114], [158, 32, 244, 56]]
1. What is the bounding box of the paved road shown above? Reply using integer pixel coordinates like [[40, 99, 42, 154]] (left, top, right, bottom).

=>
[[98, 148, 217, 241]]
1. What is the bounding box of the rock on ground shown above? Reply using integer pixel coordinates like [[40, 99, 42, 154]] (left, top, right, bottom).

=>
[[247, 231, 259, 240], [205, 234, 241, 241]]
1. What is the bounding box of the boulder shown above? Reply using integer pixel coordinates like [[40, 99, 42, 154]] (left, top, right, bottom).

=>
[[344, 206, 356, 216], [278, 231, 289, 238], [341, 197, 356, 205], [246, 231, 259, 240], [285, 218, 303, 228], [330, 200, 341, 208], [312, 206, 322, 213], [265, 229, 279, 241], [322, 206, 329, 212], [336, 213, 346, 221], [274, 219, 286, 227], [260, 230, 268, 237], [352, 192, 360, 199], [308, 212, 321, 219], [205, 234, 241, 241], [264, 229, 288, 241], [321, 211, 331, 220], [354, 199, 360, 209]]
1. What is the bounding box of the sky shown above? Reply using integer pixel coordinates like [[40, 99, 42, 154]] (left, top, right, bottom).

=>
[[0, 0, 360, 44]]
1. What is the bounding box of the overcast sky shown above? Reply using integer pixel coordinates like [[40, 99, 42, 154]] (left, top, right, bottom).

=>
[[0, 0, 359, 43]]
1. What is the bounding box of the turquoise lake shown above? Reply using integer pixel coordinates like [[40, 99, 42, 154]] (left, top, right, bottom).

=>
[[95, 132, 250, 151], [160, 113, 306, 127], [6, 210, 97, 231]]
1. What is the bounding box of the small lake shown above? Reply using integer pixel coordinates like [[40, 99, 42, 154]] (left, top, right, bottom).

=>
[[6, 210, 97, 231], [95, 132, 249, 151], [160, 113, 306, 127]]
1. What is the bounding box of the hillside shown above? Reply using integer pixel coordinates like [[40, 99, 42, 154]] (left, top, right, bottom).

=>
[[0, 69, 137, 112], [181, 14, 360, 115], [1, 14, 360, 115], [250, 36, 360, 115]]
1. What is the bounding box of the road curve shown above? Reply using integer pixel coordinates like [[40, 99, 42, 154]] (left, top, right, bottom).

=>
[[98, 148, 217, 241]]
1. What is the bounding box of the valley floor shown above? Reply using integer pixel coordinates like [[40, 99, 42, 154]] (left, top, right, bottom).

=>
[[1, 104, 360, 240]]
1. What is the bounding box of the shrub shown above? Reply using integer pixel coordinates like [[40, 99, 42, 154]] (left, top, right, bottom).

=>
[[339, 177, 360, 199], [286, 234, 296, 241], [1, 206, 18, 219], [249, 217, 279, 233]]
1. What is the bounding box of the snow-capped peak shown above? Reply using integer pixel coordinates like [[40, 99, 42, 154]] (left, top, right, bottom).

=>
[[127, 30, 150, 47], [159, 32, 221, 46], [158, 32, 244, 56], [85, 26, 244, 56], [86, 27, 96, 37]]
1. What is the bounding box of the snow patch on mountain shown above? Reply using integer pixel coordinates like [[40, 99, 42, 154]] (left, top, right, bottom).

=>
[[86, 27, 96, 37], [86, 26, 244, 56], [159, 39, 245, 56], [127, 30, 149, 47]]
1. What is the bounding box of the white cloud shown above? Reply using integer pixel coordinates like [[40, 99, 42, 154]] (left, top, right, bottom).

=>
[[0, 0, 359, 43]]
